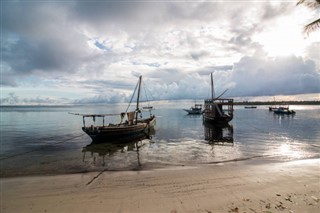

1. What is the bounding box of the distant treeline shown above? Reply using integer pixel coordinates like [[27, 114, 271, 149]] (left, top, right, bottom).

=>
[[234, 101, 320, 105]]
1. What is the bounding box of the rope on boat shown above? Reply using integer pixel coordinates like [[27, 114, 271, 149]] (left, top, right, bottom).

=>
[[124, 79, 139, 115], [68, 112, 119, 117], [0, 133, 86, 161]]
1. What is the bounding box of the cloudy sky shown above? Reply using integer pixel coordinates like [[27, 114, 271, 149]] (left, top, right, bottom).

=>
[[1, 0, 319, 105]]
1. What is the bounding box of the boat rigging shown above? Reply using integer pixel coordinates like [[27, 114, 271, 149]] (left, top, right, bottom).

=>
[[203, 73, 234, 125], [70, 76, 156, 142]]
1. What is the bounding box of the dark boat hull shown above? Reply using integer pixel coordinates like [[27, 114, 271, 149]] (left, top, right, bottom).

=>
[[274, 110, 295, 115], [203, 97, 234, 126], [183, 104, 203, 115], [83, 116, 156, 142], [244, 106, 257, 109], [183, 109, 202, 115], [269, 106, 289, 111], [203, 114, 233, 126]]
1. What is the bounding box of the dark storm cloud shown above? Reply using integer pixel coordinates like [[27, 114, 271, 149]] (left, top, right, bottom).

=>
[[3, 37, 70, 73], [1, 1, 276, 77], [1, 2, 93, 76], [70, 1, 142, 23]]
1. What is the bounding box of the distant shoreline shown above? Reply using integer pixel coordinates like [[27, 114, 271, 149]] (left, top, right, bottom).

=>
[[234, 100, 320, 105], [0, 100, 320, 107]]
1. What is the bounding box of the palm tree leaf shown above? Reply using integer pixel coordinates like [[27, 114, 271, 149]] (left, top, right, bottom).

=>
[[297, 0, 320, 8], [304, 18, 320, 34]]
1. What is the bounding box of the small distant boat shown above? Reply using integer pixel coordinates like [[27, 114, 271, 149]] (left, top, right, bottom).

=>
[[273, 107, 296, 115], [268, 97, 289, 111], [244, 106, 257, 109], [269, 106, 289, 111], [203, 73, 233, 125], [71, 76, 156, 142], [183, 104, 203, 115]]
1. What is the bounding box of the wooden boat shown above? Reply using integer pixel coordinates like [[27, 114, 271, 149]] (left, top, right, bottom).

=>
[[183, 104, 203, 114], [268, 97, 289, 111], [273, 107, 296, 115], [72, 76, 156, 142], [203, 73, 233, 125], [269, 106, 289, 111], [244, 106, 257, 109]]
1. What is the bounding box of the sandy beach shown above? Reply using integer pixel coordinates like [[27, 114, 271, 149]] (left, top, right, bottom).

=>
[[1, 158, 319, 213]]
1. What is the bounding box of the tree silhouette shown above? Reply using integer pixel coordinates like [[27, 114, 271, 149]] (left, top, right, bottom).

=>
[[297, 0, 320, 34]]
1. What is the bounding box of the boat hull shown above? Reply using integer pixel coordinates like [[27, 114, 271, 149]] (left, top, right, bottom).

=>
[[183, 104, 203, 115], [203, 98, 234, 126], [183, 109, 202, 115], [269, 106, 289, 111], [83, 116, 156, 142], [274, 110, 295, 115], [203, 114, 233, 126]]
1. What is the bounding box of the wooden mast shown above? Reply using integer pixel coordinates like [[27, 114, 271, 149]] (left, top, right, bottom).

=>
[[211, 73, 215, 100], [135, 76, 142, 124]]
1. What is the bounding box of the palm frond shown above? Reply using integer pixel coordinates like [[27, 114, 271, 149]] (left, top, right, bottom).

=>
[[297, 0, 320, 35], [297, 0, 320, 8], [304, 18, 320, 35]]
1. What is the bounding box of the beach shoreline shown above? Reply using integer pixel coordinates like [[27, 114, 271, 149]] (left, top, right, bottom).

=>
[[1, 158, 319, 213]]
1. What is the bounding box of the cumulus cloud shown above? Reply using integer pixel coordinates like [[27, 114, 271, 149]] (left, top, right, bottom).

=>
[[73, 91, 128, 104], [144, 54, 320, 100], [0, 93, 70, 105], [228, 55, 320, 97], [1, 1, 319, 104]]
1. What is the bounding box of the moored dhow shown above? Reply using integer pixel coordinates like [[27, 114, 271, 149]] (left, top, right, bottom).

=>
[[71, 76, 156, 142], [81, 112, 155, 142], [203, 73, 233, 125]]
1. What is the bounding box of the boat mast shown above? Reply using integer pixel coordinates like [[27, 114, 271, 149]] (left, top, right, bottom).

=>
[[211, 73, 215, 100], [136, 76, 142, 124]]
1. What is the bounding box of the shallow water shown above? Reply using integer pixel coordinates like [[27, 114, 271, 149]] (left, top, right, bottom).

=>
[[1, 101, 319, 177]]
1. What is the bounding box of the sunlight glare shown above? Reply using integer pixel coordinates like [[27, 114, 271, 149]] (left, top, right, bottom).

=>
[[277, 142, 302, 159], [252, 8, 318, 57], [253, 22, 305, 57]]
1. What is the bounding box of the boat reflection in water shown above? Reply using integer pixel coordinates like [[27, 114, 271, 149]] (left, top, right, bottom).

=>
[[82, 128, 155, 168], [204, 122, 233, 145]]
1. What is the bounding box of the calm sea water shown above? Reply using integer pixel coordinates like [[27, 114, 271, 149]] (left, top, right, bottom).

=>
[[1, 101, 319, 177]]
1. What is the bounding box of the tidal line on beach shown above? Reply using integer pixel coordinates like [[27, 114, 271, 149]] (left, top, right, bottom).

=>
[[0, 133, 86, 161], [204, 155, 270, 165]]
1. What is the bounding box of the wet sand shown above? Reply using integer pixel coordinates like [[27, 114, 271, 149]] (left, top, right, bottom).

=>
[[1, 159, 319, 213]]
